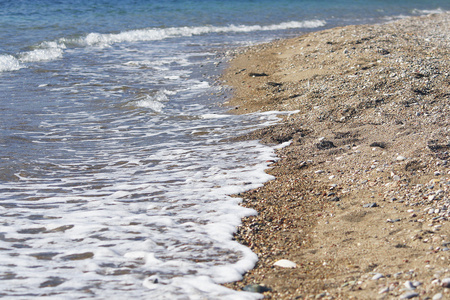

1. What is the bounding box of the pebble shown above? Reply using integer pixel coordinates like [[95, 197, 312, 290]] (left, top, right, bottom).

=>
[[397, 155, 407, 161], [433, 293, 443, 300], [273, 259, 297, 268], [363, 202, 378, 208], [372, 273, 384, 280], [404, 280, 416, 290], [441, 277, 450, 288], [242, 284, 271, 293], [399, 292, 419, 299]]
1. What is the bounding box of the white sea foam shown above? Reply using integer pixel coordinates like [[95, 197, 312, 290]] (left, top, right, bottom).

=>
[[412, 8, 446, 15], [132, 90, 171, 112], [0, 55, 23, 72], [78, 20, 326, 47]]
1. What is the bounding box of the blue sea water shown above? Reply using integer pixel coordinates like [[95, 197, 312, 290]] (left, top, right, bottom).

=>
[[0, 0, 449, 299]]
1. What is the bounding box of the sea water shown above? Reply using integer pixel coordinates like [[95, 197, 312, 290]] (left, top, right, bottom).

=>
[[1, 0, 449, 299]]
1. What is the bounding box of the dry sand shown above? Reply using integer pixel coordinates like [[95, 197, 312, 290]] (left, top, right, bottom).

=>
[[221, 12, 450, 299]]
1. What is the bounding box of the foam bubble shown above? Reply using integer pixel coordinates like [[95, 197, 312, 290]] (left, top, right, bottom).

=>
[[19, 41, 65, 62], [0, 55, 23, 72]]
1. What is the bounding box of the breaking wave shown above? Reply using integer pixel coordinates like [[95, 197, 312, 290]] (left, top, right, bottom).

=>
[[0, 20, 326, 73]]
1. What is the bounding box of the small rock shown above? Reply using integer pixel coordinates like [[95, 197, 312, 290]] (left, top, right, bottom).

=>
[[363, 202, 378, 208], [399, 292, 419, 299], [379, 286, 389, 294], [370, 142, 387, 148], [433, 293, 443, 300], [316, 140, 336, 150], [404, 281, 416, 290], [242, 284, 271, 293], [397, 155, 407, 161], [372, 273, 384, 280], [273, 259, 297, 268], [248, 72, 268, 77], [441, 277, 450, 288], [329, 197, 340, 202]]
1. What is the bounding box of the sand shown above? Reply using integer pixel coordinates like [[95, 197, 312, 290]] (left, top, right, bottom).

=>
[[221, 12, 450, 299]]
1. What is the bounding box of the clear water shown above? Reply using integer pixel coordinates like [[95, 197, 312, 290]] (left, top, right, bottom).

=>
[[0, 0, 449, 299]]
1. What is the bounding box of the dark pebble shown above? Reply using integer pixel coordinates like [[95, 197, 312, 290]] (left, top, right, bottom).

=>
[[243, 284, 271, 293], [363, 203, 378, 208]]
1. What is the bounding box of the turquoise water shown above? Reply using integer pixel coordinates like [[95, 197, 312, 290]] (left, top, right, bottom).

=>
[[0, 1, 449, 299]]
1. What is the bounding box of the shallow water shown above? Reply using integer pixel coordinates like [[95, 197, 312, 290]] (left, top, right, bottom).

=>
[[1, 0, 449, 298]]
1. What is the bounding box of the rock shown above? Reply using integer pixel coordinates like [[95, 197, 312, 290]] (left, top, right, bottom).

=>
[[60, 252, 94, 261], [397, 155, 407, 161], [399, 292, 419, 299], [370, 142, 387, 148], [363, 203, 378, 208], [267, 82, 282, 87], [433, 293, 443, 300], [372, 273, 384, 280], [273, 259, 297, 268], [316, 140, 336, 150], [242, 284, 271, 293], [441, 277, 450, 288], [249, 72, 268, 77], [329, 197, 340, 202]]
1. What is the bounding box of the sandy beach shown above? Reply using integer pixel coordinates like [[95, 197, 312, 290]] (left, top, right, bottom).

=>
[[222, 12, 450, 299]]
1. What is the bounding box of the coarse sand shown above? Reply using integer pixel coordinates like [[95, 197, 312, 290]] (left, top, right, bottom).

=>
[[221, 12, 450, 299]]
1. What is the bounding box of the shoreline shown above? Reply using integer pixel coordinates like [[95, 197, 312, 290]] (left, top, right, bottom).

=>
[[222, 12, 450, 299]]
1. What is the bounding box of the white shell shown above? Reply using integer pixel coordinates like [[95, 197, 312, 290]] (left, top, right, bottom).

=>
[[273, 259, 297, 268]]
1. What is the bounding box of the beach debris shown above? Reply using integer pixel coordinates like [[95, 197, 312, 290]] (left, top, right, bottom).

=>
[[273, 259, 297, 268], [242, 284, 271, 293]]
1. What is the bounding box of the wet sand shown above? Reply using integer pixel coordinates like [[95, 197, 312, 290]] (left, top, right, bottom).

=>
[[222, 12, 450, 299]]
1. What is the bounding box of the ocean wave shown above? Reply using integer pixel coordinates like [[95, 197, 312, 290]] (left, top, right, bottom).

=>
[[0, 20, 325, 72], [74, 20, 326, 47], [0, 55, 23, 72]]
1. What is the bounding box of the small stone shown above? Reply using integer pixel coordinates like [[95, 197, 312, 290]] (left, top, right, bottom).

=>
[[316, 140, 336, 150], [273, 259, 297, 268], [397, 155, 407, 161], [242, 284, 271, 293], [315, 170, 325, 174], [433, 292, 443, 300], [399, 292, 419, 299], [441, 277, 450, 288], [379, 286, 389, 294], [329, 197, 340, 202], [370, 142, 387, 149], [404, 280, 416, 290], [363, 202, 378, 208], [372, 273, 384, 280], [434, 171, 441, 176]]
